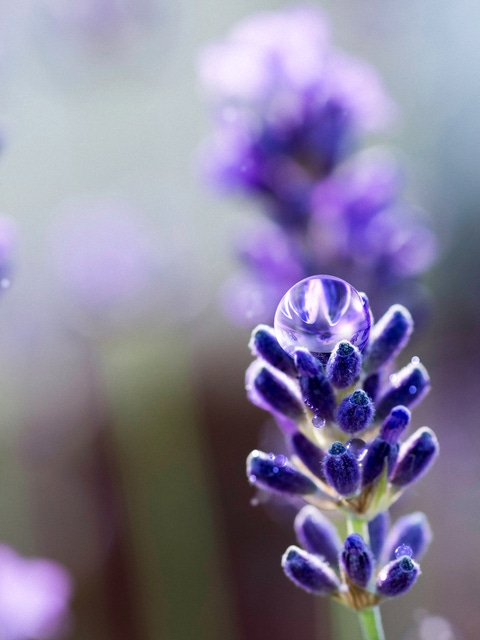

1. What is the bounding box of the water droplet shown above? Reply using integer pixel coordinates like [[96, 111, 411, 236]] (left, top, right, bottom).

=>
[[395, 544, 413, 559], [272, 466, 279, 474], [249, 474, 257, 484], [250, 497, 260, 507], [409, 385, 417, 394], [411, 356, 420, 365], [274, 275, 371, 357], [389, 373, 399, 386], [312, 414, 326, 429], [268, 452, 275, 460], [274, 454, 287, 467], [346, 438, 367, 461], [0, 278, 10, 289]]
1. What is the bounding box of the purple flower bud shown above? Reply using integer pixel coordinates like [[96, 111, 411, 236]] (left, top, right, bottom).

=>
[[368, 511, 390, 560], [290, 431, 327, 482], [390, 427, 439, 488], [341, 533, 374, 588], [282, 545, 341, 595], [362, 372, 380, 402], [324, 442, 360, 496], [382, 512, 432, 563], [294, 350, 336, 421], [375, 363, 430, 420], [380, 406, 410, 444], [247, 362, 305, 420], [249, 324, 296, 375], [361, 437, 399, 487], [363, 305, 414, 373], [376, 555, 420, 597], [336, 390, 374, 434], [294, 506, 342, 567], [326, 341, 362, 389], [247, 450, 319, 496]]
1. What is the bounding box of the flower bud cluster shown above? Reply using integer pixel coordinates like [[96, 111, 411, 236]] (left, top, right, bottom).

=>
[[245, 295, 438, 609]]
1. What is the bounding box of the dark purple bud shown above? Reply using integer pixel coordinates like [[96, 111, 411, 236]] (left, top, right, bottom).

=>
[[382, 512, 432, 563], [326, 341, 362, 389], [294, 506, 342, 567], [282, 546, 341, 595], [295, 349, 336, 421], [250, 364, 305, 420], [249, 324, 296, 375], [324, 442, 360, 496], [364, 305, 413, 373], [368, 511, 390, 561], [375, 363, 430, 420], [380, 406, 411, 444], [336, 390, 374, 434], [390, 427, 439, 488], [247, 450, 319, 496], [363, 372, 380, 402], [376, 556, 420, 597], [362, 437, 399, 487], [290, 431, 327, 482], [341, 533, 374, 588]]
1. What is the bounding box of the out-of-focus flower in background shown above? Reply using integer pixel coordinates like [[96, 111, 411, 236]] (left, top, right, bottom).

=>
[[0, 544, 73, 640]]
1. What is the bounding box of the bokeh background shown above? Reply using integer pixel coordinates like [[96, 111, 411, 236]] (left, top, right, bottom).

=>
[[0, 0, 478, 638]]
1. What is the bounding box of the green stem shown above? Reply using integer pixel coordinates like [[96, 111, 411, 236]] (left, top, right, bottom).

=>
[[358, 607, 385, 640]]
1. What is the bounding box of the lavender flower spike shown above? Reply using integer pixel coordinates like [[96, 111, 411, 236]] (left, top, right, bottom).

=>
[[390, 427, 439, 488], [341, 533, 374, 588], [326, 341, 362, 389], [249, 324, 296, 375], [247, 450, 319, 497], [282, 546, 342, 596], [294, 506, 342, 567]]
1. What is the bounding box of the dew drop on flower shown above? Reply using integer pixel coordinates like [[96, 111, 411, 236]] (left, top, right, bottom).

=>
[[409, 385, 417, 394], [312, 414, 326, 429], [268, 452, 275, 460], [274, 454, 288, 467], [395, 544, 413, 559], [272, 466, 279, 474], [411, 356, 420, 365], [249, 474, 257, 484], [274, 275, 371, 357], [346, 438, 367, 461]]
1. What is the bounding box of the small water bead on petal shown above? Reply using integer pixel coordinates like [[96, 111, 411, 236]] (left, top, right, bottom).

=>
[[382, 512, 432, 563], [246, 450, 319, 496], [390, 427, 439, 488], [326, 340, 362, 389], [294, 505, 342, 566], [395, 544, 413, 559], [312, 414, 326, 429], [290, 431, 327, 482], [282, 546, 342, 596], [274, 454, 288, 467], [363, 304, 414, 373], [274, 275, 371, 358], [376, 556, 420, 598], [324, 442, 360, 496], [341, 533, 374, 588], [249, 324, 296, 375], [345, 438, 367, 461], [336, 389, 374, 434], [375, 362, 430, 420]]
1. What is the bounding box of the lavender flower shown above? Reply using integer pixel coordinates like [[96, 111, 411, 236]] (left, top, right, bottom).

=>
[[0, 544, 73, 640], [199, 7, 437, 325], [244, 275, 438, 621]]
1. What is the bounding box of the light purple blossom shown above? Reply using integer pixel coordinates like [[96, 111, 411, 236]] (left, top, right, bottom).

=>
[[0, 544, 73, 640]]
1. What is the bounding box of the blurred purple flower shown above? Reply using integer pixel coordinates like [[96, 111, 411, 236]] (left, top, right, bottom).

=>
[[0, 544, 73, 640], [199, 5, 394, 215]]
